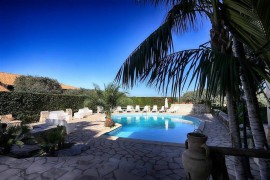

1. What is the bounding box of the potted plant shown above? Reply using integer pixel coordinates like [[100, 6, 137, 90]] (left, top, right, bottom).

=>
[[104, 110, 114, 127]]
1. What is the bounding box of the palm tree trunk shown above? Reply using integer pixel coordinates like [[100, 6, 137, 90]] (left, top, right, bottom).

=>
[[209, 13, 247, 176], [233, 37, 270, 179], [226, 89, 247, 179], [265, 81, 270, 140], [209, 7, 247, 174]]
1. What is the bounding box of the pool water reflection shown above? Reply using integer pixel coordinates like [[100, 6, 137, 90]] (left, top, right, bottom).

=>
[[108, 114, 200, 143]]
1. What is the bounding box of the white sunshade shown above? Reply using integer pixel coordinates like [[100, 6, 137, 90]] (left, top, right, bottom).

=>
[[165, 98, 168, 109]]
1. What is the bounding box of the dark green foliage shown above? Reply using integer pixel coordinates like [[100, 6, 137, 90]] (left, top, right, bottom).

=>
[[0, 125, 30, 154], [86, 83, 129, 112], [83, 84, 134, 111], [37, 125, 66, 154], [63, 88, 94, 96], [129, 97, 176, 107], [0, 92, 86, 123], [236, 102, 267, 125], [180, 91, 209, 104], [14, 75, 62, 94], [212, 104, 227, 114], [103, 83, 127, 111], [118, 97, 134, 107], [259, 107, 267, 124]]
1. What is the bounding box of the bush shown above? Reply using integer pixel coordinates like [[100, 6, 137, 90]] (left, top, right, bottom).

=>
[[0, 92, 86, 123], [0, 125, 30, 154], [14, 75, 62, 94], [37, 125, 66, 154]]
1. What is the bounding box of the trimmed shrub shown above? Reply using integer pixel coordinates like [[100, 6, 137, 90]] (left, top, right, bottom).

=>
[[0, 92, 86, 123]]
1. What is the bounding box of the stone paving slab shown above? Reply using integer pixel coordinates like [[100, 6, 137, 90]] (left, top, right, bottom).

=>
[[0, 113, 261, 179]]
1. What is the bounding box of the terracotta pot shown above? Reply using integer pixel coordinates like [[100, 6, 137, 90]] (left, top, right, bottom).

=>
[[104, 118, 114, 127], [182, 132, 212, 180]]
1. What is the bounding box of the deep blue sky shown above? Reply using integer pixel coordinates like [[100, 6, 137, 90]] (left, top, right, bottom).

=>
[[0, 0, 211, 96]]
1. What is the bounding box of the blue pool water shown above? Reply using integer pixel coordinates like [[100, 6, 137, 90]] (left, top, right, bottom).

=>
[[108, 114, 200, 143]]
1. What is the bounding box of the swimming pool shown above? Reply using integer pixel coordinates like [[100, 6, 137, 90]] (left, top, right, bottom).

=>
[[107, 114, 200, 143]]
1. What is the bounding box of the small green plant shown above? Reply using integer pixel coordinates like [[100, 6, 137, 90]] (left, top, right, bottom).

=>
[[38, 125, 66, 154], [0, 124, 30, 154]]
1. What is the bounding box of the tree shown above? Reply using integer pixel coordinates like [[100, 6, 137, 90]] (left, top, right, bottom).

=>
[[86, 83, 129, 126], [88, 83, 126, 111], [180, 90, 207, 104], [115, 0, 270, 178], [14, 75, 62, 94]]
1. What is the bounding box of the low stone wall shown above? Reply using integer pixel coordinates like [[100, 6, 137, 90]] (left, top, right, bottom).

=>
[[171, 104, 210, 114], [211, 109, 229, 129]]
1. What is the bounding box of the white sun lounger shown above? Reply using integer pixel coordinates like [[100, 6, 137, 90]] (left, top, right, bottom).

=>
[[142, 106, 149, 112], [152, 105, 158, 112], [135, 105, 140, 112], [116, 106, 123, 113], [168, 106, 179, 113], [159, 106, 165, 113], [97, 106, 104, 113], [126, 105, 134, 112]]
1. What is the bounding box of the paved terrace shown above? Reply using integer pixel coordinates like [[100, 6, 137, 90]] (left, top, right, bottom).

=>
[[0, 113, 260, 179]]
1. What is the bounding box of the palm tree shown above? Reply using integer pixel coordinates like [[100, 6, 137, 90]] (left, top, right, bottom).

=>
[[223, 1, 270, 178], [90, 83, 127, 127], [115, 0, 270, 179], [103, 83, 127, 111]]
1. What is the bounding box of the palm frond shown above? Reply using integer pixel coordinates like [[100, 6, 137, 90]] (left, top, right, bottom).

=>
[[223, 0, 270, 62], [143, 0, 212, 7], [115, 1, 206, 88], [144, 46, 241, 99], [165, 1, 206, 34], [115, 19, 174, 88]]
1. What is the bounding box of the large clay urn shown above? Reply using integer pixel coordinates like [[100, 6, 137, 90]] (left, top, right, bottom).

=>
[[182, 132, 212, 180]]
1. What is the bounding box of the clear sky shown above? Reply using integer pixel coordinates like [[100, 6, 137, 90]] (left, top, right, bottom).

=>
[[0, 0, 211, 97]]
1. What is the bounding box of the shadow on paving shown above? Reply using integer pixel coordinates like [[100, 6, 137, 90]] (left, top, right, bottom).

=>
[[0, 117, 188, 179]]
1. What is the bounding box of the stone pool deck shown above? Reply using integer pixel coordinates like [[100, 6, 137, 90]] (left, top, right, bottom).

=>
[[0, 113, 260, 179]]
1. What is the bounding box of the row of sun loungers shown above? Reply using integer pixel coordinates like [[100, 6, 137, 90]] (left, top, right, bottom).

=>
[[115, 105, 177, 113]]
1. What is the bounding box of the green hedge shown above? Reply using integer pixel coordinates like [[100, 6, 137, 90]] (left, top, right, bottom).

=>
[[0, 92, 86, 123], [129, 97, 177, 108]]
